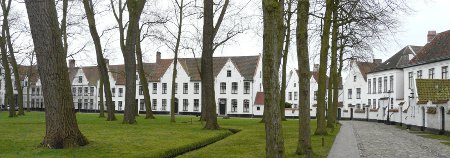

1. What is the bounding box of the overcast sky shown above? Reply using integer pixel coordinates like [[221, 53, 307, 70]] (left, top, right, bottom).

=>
[[10, 0, 450, 71]]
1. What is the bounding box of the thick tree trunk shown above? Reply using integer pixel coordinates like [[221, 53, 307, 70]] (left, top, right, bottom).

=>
[[202, 0, 219, 130], [327, 0, 340, 129], [98, 77, 105, 118], [121, 0, 146, 124], [315, 0, 334, 136], [296, 0, 312, 156], [135, 31, 155, 119], [262, 0, 285, 157], [82, 0, 115, 121], [25, 0, 88, 148]]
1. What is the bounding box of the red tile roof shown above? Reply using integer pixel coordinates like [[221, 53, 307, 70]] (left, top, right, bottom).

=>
[[109, 59, 173, 85], [408, 30, 450, 66], [357, 62, 380, 81], [254, 92, 264, 105]]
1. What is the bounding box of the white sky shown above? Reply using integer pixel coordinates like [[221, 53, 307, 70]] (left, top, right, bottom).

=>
[[8, 0, 450, 70]]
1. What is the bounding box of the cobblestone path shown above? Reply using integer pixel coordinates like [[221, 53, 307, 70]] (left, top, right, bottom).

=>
[[328, 121, 450, 158]]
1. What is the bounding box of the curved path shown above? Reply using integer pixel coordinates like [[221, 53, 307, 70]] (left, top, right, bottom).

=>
[[328, 121, 450, 158]]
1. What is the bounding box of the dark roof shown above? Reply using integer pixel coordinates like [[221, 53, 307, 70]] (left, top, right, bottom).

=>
[[295, 70, 342, 89], [18, 65, 40, 86], [357, 62, 380, 81], [416, 79, 450, 103], [82, 66, 100, 86], [408, 30, 450, 66], [371, 45, 422, 73], [109, 59, 173, 85], [178, 55, 260, 81], [254, 92, 264, 105]]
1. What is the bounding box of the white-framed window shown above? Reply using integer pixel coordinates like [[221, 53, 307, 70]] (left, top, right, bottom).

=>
[[408, 72, 413, 89], [152, 83, 157, 94], [194, 99, 199, 111], [139, 86, 143, 95], [183, 83, 188, 94], [220, 82, 226, 94], [118, 101, 122, 110], [429, 68, 434, 79], [194, 83, 199, 94], [90, 87, 94, 96], [348, 89, 352, 99], [417, 70, 422, 79], [84, 87, 89, 96], [78, 76, 82, 83], [294, 92, 298, 100], [183, 99, 188, 111], [243, 99, 249, 113], [288, 92, 292, 100], [372, 78, 376, 94], [442, 66, 448, 79], [118, 88, 123, 97], [231, 82, 238, 94], [368, 79, 371, 94], [244, 82, 250, 94], [84, 99, 88, 109], [90, 99, 94, 109], [356, 88, 361, 99], [152, 99, 157, 110], [231, 99, 237, 112], [372, 99, 376, 109], [227, 70, 231, 77], [353, 75, 357, 82], [314, 91, 317, 100], [175, 83, 178, 94], [389, 75, 394, 92], [162, 99, 167, 111], [377, 77, 382, 93], [162, 83, 167, 94], [383, 77, 387, 92]]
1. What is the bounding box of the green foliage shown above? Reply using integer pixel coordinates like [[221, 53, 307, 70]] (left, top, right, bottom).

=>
[[285, 102, 292, 108]]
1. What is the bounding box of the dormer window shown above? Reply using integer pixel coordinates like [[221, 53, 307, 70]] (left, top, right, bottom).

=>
[[227, 70, 231, 77], [78, 76, 82, 83]]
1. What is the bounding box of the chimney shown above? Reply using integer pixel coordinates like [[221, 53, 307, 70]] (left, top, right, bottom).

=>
[[373, 59, 382, 64], [313, 64, 319, 72], [156, 51, 161, 64], [427, 30, 436, 43], [69, 59, 75, 68]]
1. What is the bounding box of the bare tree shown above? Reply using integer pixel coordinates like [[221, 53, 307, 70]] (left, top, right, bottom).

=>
[[135, 29, 155, 119], [326, 0, 340, 129], [295, 0, 312, 156], [25, 0, 88, 148], [82, 0, 116, 120], [279, 0, 293, 121]]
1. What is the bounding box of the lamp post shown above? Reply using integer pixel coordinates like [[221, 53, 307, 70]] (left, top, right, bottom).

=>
[[386, 90, 392, 125]]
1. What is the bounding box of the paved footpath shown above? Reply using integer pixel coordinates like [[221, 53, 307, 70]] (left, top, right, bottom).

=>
[[328, 121, 450, 158]]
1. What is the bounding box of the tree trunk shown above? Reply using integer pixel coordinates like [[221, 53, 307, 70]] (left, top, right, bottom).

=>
[[296, 0, 312, 156], [315, 0, 334, 136], [135, 30, 155, 119], [262, 0, 285, 157], [279, 0, 293, 121], [327, 0, 340, 129], [24, 0, 88, 148], [82, 0, 115, 121], [202, 0, 219, 130], [98, 76, 105, 118], [0, 37, 14, 117], [121, 0, 146, 124]]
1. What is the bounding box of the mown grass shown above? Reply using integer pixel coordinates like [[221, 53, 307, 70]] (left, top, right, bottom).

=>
[[179, 118, 340, 158], [0, 112, 340, 158]]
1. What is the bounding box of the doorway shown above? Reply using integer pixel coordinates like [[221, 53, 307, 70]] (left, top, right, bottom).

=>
[[350, 108, 353, 120], [441, 106, 445, 134], [174, 98, 179, 113], [219, 99, 226, 115], [337, 108, 341, 120]]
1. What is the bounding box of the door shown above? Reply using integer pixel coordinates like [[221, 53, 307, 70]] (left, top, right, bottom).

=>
[[441, 107, 445, 132], [350, 108, 353, 120], [337, 108, 341, 120], [422, 107, 425, 129], [174, 98, 178, 113], [78, 99, 82, 111], [219, 99, 226, 115]]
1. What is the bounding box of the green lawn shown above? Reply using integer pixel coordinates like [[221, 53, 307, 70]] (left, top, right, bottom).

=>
[[0, 112, 339, 158]]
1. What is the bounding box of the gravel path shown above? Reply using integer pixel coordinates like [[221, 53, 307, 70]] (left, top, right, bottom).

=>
[[329, 121, 450, 158]]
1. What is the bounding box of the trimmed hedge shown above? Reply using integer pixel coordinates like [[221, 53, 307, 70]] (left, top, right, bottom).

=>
[[152, 129, 240, 158]]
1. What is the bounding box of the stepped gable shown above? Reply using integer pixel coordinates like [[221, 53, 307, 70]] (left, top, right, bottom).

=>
[[408, 30, 450, 66], [371, 45, 422, 73], [178, 55, 260, 81]]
